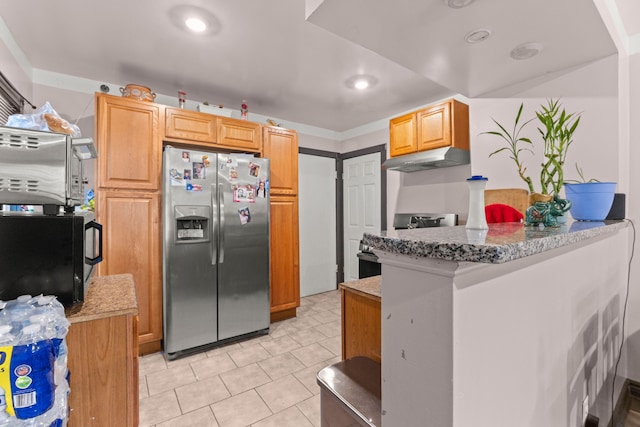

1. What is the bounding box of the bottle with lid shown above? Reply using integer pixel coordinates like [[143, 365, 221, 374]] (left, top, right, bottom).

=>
[[466, 175, 489, 230]]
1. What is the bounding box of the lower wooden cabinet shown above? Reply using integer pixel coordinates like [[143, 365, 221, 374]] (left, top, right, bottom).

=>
[[67, 313, 139, 426], [269, 195, 300, 321], [341, 287, 381, 363], [97, 190, 162, 354]]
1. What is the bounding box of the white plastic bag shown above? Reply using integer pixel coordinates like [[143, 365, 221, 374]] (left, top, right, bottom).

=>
[[5, 102, 81, 137]]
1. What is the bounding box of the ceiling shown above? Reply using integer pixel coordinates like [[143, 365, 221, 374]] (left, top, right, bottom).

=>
[[0, 0, 623, 133]]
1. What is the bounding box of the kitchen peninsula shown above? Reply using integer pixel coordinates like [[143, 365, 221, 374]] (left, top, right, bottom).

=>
[[362, 220, 630, 426]]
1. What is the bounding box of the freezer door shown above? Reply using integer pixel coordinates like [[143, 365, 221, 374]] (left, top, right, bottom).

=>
[[163, 146, 219, 355], [217, 154, 270, 340]]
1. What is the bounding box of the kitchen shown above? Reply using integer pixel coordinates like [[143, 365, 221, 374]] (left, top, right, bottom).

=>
[[1, 0, 639, 426]]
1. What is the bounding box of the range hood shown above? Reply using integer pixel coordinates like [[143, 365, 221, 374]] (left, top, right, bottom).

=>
[[382, 147, 470, 172]]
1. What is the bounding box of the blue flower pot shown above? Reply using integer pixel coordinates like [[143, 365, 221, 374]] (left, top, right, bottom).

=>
[[564, 182, 616, 221]]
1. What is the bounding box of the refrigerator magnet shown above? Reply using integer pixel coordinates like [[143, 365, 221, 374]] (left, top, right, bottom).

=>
[[202, 155, 211, 167], [248, 162, 260, 177], [181, 151, 191, 162], [169, 168, 183, 186], [233, 185, 255, 203], [192, 162, 206, 179], [229, 167, 239, 180], [186, 182, 203, 192], [256, 178, 268, 198], [183, 169, 192, 180], [238, 207, 251, 224]]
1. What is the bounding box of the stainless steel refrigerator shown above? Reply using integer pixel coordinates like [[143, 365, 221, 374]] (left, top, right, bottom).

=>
[[162, 145, 270, 360]]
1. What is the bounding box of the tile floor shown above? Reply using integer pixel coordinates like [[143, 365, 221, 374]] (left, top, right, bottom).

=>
[[138, 289, 341, 427]]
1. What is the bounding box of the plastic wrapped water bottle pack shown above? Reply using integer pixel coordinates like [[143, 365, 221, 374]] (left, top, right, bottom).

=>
[[0, 295, 70, 427]]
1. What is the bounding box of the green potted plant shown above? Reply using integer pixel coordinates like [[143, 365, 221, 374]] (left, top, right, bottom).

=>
[[564, 164, 616, 221], [483, 99, 581, 225]]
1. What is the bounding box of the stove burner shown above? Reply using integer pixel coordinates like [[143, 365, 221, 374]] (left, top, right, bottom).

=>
[[407, 216, 444, 229]]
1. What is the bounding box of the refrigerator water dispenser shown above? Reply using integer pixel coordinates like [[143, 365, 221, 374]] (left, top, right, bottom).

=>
[[174, 206, 210, 243]]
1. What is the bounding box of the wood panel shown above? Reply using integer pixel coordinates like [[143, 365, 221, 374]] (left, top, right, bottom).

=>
[[165, 107, 216, 143], [389, 112, 417, 157], [67, 314, 138, 426], [217, 117, 261, 151], [417, 102, 450, 151], [341, 288, 381, 363], [269, 195, 300, 315], [262, 127, 298, 195], [96, 94, 160, 190], [97, 191, 161, 350]]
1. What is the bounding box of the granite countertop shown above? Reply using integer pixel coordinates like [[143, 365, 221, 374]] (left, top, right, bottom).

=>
[[340, 275, 381, 299], [65, 273, 138, 323], [362, 220, 628, 264]]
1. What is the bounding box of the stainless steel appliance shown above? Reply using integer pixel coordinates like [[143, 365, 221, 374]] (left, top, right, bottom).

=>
[[162, 146, 270, 360], [0, 126, 96, 214], [0, 211, 102, 306], [356, 213, 458, 279]]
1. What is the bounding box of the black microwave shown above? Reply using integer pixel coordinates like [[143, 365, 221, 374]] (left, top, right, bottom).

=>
[[0, 211, 102, 307]]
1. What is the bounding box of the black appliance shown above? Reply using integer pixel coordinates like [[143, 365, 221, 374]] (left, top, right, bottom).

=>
[[0, 211, 102, 306], [356, 213, 458, 279]]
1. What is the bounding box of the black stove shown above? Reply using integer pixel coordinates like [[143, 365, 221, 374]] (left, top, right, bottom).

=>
[[356, 213, 458, 278]]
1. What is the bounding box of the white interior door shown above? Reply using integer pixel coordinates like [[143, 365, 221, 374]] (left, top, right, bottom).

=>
[[299, 153, 337, 296], [343, 153, 381, 282]]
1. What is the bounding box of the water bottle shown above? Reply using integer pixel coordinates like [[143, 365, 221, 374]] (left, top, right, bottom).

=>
[[466, 175, 489, 230]]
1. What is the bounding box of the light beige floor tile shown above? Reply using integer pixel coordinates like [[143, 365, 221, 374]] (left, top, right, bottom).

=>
[[228, 344, 271, 367], [139, 390, 181, 427], [220, 363, 272, 395], [165, 351, 207, 369], [139, 352, 168, 376], [175, 375, 231, 413], [309, 310, 340, 324], [268, 323, 300, 339], [255, 374, 313, 413], [157, 406, 219, 427], [205, 343, 243, 357], [313, 320, 341, 338], [296, 394, 321, 427], [239, 333, 272, 347], [211, 390, 272, 427], [288, 315, 322, 331], [289, 328, 332, 347], [260, 335, 301, 356], [191, 352, 238, 380], [293, 358, 339, 395], [251, 406, 314, 427], [291, 342, 336, 367], [147, 363, 197, 396], [318, 335, 342, 356], [139, 375, 149, 399], [258, 352, 306, 380]]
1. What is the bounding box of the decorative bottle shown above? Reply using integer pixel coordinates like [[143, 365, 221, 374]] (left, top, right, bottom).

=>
[[466, 175, 488, 230], [241, 100, 248, 120], [178, 91, 186, 109]]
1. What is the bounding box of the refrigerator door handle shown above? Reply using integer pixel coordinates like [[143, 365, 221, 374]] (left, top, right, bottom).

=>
[[211, 184, 218, 265], [219, 183, 225, 263]]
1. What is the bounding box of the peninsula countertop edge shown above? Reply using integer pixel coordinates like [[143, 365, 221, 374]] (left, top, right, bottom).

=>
[[362, 220, 629, 264]]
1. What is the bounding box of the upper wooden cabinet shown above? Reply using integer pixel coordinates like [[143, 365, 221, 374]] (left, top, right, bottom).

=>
[[165, 107, 216, 143], [389, 98, 469, 158], [262, 126, 298, 195], [217, 117, 262, 151], [96, 94, 161, 190]]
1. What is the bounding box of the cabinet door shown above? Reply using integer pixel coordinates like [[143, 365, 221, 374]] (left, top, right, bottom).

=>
[[97, 191, 162, 351], [416, 102, 451, 151], [96, 94, 160, 190], [389, 112, 417, 157], [270, 195, 299, 318], [165, 107, 216, 143], [67, 314, 138, 426], [341, 289, 381, 363], [217, 117, 261, 151], [262, 127, 298, 195]]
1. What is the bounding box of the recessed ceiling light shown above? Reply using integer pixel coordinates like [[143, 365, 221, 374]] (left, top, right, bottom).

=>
[[185, 17, 207, 33], [464, 28, 492, 44], [443, 0, 476, 8], [510, 42, 543, 60], [346, 74, 378, 90]]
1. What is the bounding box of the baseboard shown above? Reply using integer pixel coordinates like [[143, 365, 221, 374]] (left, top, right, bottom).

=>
[[271, 307, 297, 322]]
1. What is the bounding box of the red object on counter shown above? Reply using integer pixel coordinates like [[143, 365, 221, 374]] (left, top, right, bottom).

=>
[[485, 203, 524, 223]]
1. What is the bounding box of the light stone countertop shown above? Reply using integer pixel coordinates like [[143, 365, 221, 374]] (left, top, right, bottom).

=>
[[340, 275, 381, 300], [65, 273, 138, 323], [362, 220, 628, 264]]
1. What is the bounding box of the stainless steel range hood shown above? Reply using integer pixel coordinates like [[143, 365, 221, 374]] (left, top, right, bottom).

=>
[[382, 147, 470, 172]]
